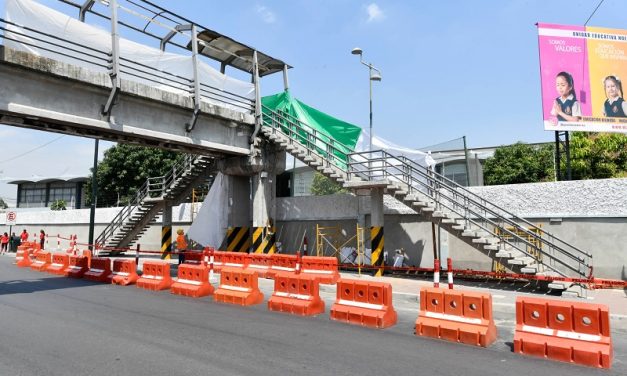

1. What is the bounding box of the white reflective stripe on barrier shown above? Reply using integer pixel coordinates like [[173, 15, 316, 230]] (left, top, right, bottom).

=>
[[447, 272, 453, 284], [424, 311, 482, 325], [50, 263, 64, 267], [248, 264, 270, 270], [68, 266, 83, 271], [88, 268, 104, 273], [434, 272, 440, 283], [272, 266, 296, 271], [176, 278, 203, 286], [220, 285, 252, 292], [337, 299, 384, 310], [141, 275, 164, 280], [224, 263, 244, 267], [302, 269, 333, 274], [111, 272, 129, 276], [274, 291, 313, 300], [521, 325, 602, 342]]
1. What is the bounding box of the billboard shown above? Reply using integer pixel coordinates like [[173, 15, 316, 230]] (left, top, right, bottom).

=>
[[538, 23, 627, 134]]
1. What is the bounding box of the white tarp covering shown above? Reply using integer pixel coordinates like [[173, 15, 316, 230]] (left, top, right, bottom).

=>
[[4, 0, 254, 112], [186, 172, 228, 248], [355, 129, 435, 168]]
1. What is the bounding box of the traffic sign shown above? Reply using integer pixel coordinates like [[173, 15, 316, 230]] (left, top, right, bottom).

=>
[[6, 211, 17, 225]]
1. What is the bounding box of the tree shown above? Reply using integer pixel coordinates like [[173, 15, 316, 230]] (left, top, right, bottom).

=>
[[569, 132, 627, 180], [483, 143, 554, 185], [84, 144, 184, 207], [310, 172, 347, 195], [50, 199, 67, 210], [0, 198, 8, 209]]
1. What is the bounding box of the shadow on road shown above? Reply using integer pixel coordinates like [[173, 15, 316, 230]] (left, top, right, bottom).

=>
[[0, 275, 98, 296]]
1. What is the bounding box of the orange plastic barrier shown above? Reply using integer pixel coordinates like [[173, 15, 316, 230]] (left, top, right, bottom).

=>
[[15, 248, 31, 267], [246, 253, 273, 278], [136, 261, 172, 291], [182, 251, 203, 265], [415, 287, 497, 347], [212, 250, 226, 272], [30, 252, 51, 272], [513, 296, 612, 369], [83, 257, 112, 283], [330, 279, 397, 329], [220, 251, 249, 270], [268, 254, 298, 278], [268, 272, 324, 316], [171, 264, 214, 298], [111, 259, 139, 286], [214, 268, 263, 306], [46, 253, 69, 275], [301, 256, 340, 284], [64, 255, 89, 278], [82, 250, 92, 268]]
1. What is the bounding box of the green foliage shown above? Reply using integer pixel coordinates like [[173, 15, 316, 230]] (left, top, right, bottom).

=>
[[483, 143, 554, 185], [84, 144, 183, 207], [569, 132, 627, 180], [50, 199, 67, 210], [310, 172, 347, 195], [0, 198, 7, 209]]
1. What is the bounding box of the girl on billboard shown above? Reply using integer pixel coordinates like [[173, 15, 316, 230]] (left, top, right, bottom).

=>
[[602, 76, 627, 118], [551, 71, 581, 122]]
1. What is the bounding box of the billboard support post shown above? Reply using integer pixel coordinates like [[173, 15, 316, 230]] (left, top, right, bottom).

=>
[[554, 131, 572, 181]]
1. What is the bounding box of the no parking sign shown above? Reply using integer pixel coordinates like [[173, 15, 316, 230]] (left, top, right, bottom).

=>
[[6, 211, 17, 225]]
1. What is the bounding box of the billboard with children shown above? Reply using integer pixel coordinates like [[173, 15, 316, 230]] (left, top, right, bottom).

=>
[[538, 23, 627, 134]]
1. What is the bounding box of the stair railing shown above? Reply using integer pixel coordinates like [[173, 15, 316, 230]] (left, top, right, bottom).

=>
[[347, 150, 593, 278]]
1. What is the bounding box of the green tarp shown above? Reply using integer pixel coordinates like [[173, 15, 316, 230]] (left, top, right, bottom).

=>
[[261, 91, 362, 151]]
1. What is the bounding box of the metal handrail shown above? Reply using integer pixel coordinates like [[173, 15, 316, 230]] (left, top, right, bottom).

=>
[[347, 150, 593, 278], [261, 105, 354, 172]]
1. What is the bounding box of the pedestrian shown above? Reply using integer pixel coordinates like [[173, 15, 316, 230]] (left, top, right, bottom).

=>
[[10, 232, 20, 252], [176, 228, 187, 265], [39, 229, 46, 250], [20, 229, 29, 243], [0, 232, 8, 254]]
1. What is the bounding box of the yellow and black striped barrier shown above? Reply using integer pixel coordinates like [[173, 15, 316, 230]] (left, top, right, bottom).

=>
[[370, 226, 384, 277], [226, 227, 250, 253], [161, 226, 172, 260], [252, 226, 277, 254]]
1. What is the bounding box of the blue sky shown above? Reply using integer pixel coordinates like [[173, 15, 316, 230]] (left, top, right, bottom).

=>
[[0, 0, 624, 204]]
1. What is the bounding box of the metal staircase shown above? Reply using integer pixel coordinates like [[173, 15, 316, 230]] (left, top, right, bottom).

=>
[[260, 105, 593, 282], [96, 154, 215, 252]]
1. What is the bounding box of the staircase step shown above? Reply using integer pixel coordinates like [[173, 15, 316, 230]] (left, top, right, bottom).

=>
[[431, 211, 447, 218], [495, 250, 513, 258], [441, 218, 457, 224], [547, 282, 568, 290], [420, 207, 435, 213], [483, 244, 501, 251], [520, 266, 538, 274], [461, 230, 478, 237], [471, 238, 491, 244], [452, 225, 466, 231]]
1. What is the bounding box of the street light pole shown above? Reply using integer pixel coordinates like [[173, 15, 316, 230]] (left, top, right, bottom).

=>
[[351, 47, 381, 152]]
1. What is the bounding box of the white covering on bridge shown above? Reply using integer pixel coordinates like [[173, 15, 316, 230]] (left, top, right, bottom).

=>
[[4, 0, 254, 112]]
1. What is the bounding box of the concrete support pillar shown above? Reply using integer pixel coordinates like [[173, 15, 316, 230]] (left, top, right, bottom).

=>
[[370, 187, 384, 277], [161, 200, 173, 259], [226, 175, 251, 252], [252, 170, 277, 254]]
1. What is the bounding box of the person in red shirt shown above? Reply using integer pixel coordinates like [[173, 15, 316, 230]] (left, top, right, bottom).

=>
[[20, 229, 29, 242], [0, 232, 8, 254], [39, 230, 46, 250]]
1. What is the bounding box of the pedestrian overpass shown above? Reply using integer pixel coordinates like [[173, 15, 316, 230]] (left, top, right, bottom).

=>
[[0, 0, 594, 286]]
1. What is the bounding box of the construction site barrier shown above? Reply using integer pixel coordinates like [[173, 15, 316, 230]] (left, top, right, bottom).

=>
[[171, 264, 214, 298], [182, 251, 204, 265], [111, 259, 139, 286], [221, 251, 249, 270], [330, 279, 397, 329], [136, 261, 172, 291], [415, 287, 497, 347], [301, 256, 340, 285], [268, 254, 298, 278], [84, 257, 112, 283], [30, 252, 51, 272], [214, 268, 263, 306], [246, 253, 273, 278], [212, 250, 226, 272], [268, 272, 324, 316], [46, 253, 69, 275], [82, 250, 92, 268], [513, 296, 612, 369], [64, 255, 89, 278], [15, 248, 31, 267]]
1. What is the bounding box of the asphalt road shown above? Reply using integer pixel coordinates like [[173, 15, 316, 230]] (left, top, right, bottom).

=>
[[0, 256, 624, 376]]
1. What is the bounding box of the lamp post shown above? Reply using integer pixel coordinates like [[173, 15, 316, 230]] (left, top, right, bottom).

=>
[[351, 47, 381, 151]]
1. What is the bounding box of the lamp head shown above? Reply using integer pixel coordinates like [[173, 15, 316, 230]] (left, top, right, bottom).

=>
[[351, 47, 363, 56], [370, 72, 382, 81]]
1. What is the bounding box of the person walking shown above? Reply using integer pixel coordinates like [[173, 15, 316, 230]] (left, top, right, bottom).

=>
[[20, 229, 29, 243], [0, 232, 9, 254], [39, 230, 46, 250]]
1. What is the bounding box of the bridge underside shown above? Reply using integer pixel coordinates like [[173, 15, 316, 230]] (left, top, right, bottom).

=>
[[0, 47, 254, 156]]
